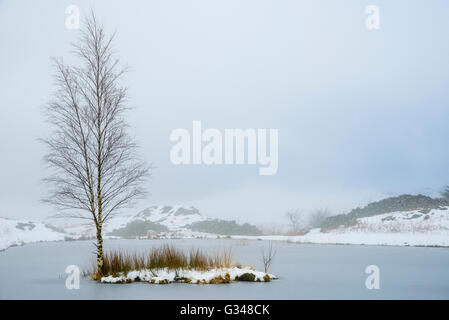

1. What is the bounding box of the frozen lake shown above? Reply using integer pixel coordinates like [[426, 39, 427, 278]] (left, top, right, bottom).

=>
[[1, 239, 449, 299]]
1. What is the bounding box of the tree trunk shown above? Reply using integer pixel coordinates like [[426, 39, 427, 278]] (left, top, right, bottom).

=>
[[95, 223, 104, 279]]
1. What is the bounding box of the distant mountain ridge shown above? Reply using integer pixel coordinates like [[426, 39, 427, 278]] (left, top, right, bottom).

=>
[[46, 205, 261, 238], [105, 205, 210, 236], [107, 205, 261, 237]]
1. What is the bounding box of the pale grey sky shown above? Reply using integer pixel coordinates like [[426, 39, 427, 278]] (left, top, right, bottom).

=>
[[0, 0, 448, 224]]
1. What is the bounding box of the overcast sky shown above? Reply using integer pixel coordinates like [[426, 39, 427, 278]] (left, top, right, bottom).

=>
[[1, 0, 449, 224]]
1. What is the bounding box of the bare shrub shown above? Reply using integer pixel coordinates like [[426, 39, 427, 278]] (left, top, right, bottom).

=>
[[262, 241, 277, 273]]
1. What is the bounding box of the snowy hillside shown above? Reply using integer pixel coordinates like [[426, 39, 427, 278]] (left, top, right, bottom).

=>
[[1, 206, 215, 250], [338, 207, 449, 234], [108, 205, 210, 232], [0, 217, 66, 251], [46, 205, 220, 238], [234, 207, 449, 247]]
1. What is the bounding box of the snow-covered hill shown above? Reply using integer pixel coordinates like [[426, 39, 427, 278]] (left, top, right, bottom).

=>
[[45, 205, 216, 238], [0, 217, 66, 251], [108, 205, 210, 232], [336, 207, 449, 234]]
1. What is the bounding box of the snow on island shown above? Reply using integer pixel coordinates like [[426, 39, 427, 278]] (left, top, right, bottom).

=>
[[101, 267, 276, 284]]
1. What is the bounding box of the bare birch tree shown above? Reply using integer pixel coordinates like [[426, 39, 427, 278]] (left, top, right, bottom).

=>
[[42, 12, 149, 279]]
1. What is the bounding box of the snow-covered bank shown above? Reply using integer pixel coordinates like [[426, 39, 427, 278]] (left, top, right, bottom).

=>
[[2, 207, 449, 251], [232, 208, 449, 247], [101, 267, 276, 284], [0, 217, 66, 251], [232, 230, 449, 247]]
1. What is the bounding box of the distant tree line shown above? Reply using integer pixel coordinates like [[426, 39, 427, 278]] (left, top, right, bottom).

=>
[[188, 219, 262, 236], [108, 220, 168, 237]]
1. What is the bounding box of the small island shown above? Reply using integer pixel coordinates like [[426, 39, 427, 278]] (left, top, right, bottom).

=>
[[90, 244, 276, 285]]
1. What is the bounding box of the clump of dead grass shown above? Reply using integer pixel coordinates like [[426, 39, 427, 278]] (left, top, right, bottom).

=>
[[89, 244, 235, 279]]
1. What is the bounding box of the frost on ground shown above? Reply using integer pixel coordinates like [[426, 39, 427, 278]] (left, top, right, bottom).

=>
[[0, 217, 66, 251], [101, 267, 276, 284]]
